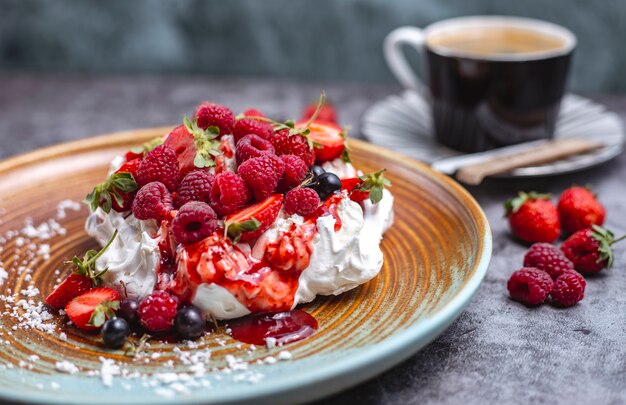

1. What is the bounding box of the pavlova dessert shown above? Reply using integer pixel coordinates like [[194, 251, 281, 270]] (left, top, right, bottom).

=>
[[45, 96, 393, 348]]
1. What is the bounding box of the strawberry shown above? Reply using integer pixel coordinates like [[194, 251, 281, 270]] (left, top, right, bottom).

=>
[[164, 124, 197, 175], [302, 102, 337, 123], [296, 120, 347, 163], [110, 159, 141, 212], [560, 225, 625, 273], [340, 170, 390, 204], [85, 170, 138, 214], [504, 192, 560, 244], [65, 287, 120, 331], [558, 186, 606, 235], [224, 194, 283, 243], [45, 273, 92, 309]]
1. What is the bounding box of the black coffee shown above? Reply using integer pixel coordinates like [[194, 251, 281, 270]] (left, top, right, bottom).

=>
[[424, 27, 572, 152]]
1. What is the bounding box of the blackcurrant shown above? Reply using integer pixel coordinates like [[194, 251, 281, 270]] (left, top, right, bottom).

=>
[[311, 172, 342, 200], [102, 317, 130, 348], [117, 299, 140, 328], [309, 165, 325, 178], [174, 306, 206, 340]]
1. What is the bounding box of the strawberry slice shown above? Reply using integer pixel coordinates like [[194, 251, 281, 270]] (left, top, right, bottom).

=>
[[295, 120, 346, 163], [225, 194, 283, 243], [65, 288, 120, 331], [45, 273, 92, 309], [165, 124, 197, 175]]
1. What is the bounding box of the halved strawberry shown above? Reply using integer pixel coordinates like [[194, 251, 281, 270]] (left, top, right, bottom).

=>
[[225, 194, 283, 243], [65, 288, 120, 331], [295, 120, 346, 163], [45, 273, 92, 309], [164, 125, 197, 175]]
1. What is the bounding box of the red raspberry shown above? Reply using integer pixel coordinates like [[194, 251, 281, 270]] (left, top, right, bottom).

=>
[[551, 271, 586, 307], [175, 171, 215, 208], [271, 129, 315, 166], [238, 155, 285, 201], [194, 102, 236, 135], [172, 201, 218, 245], [284, 187, 320, 216], [277, 154, 308, 192], [135, 145, 181, 191], [233, 118, 273, 143], [131, 182, 174, 221], [236, 134, 275, 164], [210, 172, 251, 216], [507, 267, 554, 306], [138, 291, 179, 333], [523, 243, 575, 280], [242, 108, 266, 118]]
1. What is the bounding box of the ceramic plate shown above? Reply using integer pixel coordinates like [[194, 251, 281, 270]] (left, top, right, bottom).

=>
[[0, 129, 491, 404], [362, 91, 625, 177]]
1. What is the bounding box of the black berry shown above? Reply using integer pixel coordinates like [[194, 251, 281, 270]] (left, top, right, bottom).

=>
[[117, 299, 140, 328], [102, 317, 130, 348], [174, 306, 206, 340], [309, 165, 325, 178], [311, 172, 341, 200]]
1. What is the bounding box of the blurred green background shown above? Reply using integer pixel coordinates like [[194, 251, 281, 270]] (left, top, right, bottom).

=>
[[1, 0, 625, 92]]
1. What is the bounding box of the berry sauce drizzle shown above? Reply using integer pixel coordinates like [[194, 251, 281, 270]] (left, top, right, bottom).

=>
[[228, 309, 318, 346]]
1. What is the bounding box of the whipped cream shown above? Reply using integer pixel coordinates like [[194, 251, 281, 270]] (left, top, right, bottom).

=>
[[85, 208, 160, 300]]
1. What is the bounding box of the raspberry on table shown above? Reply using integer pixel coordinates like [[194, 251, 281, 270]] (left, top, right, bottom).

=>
[[138, 291, 179, 333], [507, 267, 554, 306], [238, 155, 285, 201], [175, 170, 215, 208], [172, 201, 218, 245], [210, 171, 251, 216], [523, 243, 575, 280], [131, 181, 174, 221], [551, 271, 586, 307], [271, 129, 315, 167], [135, 145, 181, 191], [233, 118, 273, 142], [285, 187, 320, 216], [194, 102, 236, 135], [236, 134, 275, 164], [277, 154, 308, 192]]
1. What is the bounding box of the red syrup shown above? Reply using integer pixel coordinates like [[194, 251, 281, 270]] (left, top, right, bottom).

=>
[[228, 309, 318, 346]]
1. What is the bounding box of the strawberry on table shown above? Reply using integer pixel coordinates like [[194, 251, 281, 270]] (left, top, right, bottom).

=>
[[225, 194, 283, 243], [505, 192, 560, 244], [558, 186, 606, 235], [65, 287, 120, 331], [560, 225, 625, 273]]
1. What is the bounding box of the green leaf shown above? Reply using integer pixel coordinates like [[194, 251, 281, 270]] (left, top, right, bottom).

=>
[[503, 191, 551, 216], [64, 230, 118, 284], [224, 217, 262, 244], [356, 169, 390, 204], [87, 300, 120, 328]]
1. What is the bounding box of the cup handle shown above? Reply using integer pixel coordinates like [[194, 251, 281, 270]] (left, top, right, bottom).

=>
[[384, 26, 427, 93]]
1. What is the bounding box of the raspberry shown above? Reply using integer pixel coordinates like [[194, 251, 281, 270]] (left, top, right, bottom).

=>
[[284, 187, 320, 216], [210, 172, 251, 216], [551, 271, 586, 307], [242, 108, 265, 118], [194, 102, 236, 135], [233, 118, 273, 143], [131, 182, 174, 221], [175, 171, 215, 208], [277, 154, 308, 192], [138, 291, 179, 333], [523, 243, 575, 280], [238, 155, 285, 201], [507, 267, 554, 305], [271, 129, 315, 166], [236, 134, 275, 164], [135, 145, 181, 191], [172, 201, 218, 244]]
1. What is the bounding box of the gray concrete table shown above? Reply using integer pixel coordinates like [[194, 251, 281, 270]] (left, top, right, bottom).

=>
[[1, 73, 625, 404]]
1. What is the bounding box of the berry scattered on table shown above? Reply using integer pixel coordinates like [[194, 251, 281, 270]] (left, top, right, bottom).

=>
[[193, 102, 235, 135], [285, 187, 321, 216], [175, 170, 214, 208], [174, 306, 206, 340], [309, 172, 342, 200], [561, 225, 625, 273], [551, 271, 586, 307], [135, 145, 181, 191], [523, 243, 575, 280], [102, 317, 131, 348], [238, 155, 285, 201], [131, 181, 174, 221], [172, 201, 218, 245], [65, 287, 120, 331], [505, 192, 560, 244], [507, 267, 554, 306], [558, 186, 606, 235], [138, 291, 179, 333]]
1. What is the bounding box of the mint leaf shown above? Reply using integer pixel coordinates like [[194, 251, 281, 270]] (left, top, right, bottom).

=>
[[224, 217, 262, 244]]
